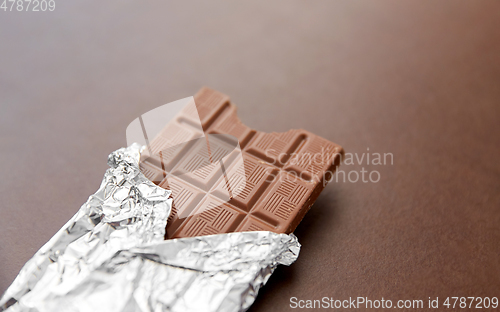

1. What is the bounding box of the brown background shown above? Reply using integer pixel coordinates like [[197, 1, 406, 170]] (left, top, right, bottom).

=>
[[1, 1, 499, 311]]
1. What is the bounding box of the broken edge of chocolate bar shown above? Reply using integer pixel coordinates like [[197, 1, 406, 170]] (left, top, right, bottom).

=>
[[137, 87, 344, 239]]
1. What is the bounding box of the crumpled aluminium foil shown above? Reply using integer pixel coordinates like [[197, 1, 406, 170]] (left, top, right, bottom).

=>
[[0, 144, 301, 312]]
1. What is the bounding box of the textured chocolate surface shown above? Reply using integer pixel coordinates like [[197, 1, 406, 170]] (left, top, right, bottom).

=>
[[139, 88, 343, 238]]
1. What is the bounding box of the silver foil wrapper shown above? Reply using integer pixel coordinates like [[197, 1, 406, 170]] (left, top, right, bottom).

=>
[[0, 144, 301, 312]]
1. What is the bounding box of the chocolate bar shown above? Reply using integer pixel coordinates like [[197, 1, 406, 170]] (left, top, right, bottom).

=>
[[139, 88, 344, 239]]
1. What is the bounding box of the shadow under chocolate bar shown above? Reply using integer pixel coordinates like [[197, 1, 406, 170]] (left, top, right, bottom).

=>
[[139, 87, 344, 239]]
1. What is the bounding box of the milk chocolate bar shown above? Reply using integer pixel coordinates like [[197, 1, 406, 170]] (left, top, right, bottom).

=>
[[139, 87, 344, 239]]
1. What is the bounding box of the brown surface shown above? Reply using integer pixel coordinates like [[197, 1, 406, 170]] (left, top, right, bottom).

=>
[[139, 87, 343, 238], [1, 1, 499, 311]]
